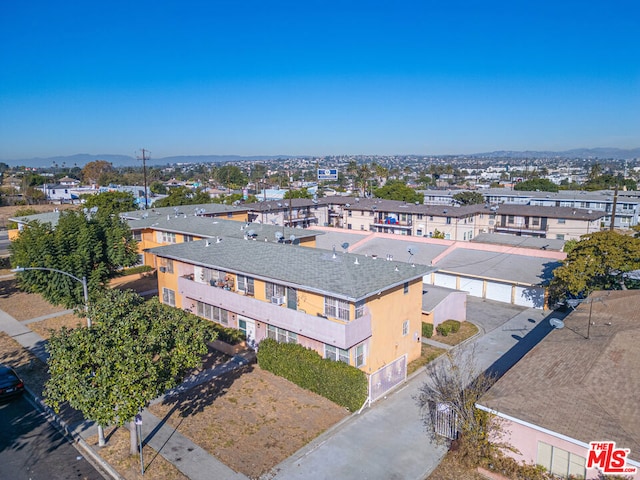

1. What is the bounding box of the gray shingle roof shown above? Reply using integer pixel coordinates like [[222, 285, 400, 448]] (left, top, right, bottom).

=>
[[147, 237, 434, 301]]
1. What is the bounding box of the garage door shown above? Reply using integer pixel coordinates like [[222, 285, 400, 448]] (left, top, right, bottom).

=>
[[459, 277, 483, 298], [433, 273, 457, 289], [485, 282, 513, 303], [515, 285, 545, 309]]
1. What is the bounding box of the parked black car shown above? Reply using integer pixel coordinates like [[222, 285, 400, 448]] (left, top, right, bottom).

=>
[[0, 364, 25, 400]]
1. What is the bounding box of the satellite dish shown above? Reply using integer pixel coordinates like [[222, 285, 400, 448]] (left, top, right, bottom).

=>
[[275, 231, 284, 241], [341, 242, 350, 251], [247, 229, 256, 237], [549, 318, 565, 329], [289, 234, 297, 244]]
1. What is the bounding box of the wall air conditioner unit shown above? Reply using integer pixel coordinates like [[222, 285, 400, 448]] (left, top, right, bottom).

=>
[[271, 296, 285, 305], [159, 266, 167, 273]]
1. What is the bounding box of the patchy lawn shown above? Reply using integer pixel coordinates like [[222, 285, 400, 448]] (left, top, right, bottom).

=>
[[433, 321, 479, 346], [149, 365, 349, 479], [28, 312, 86, 339], [0, 278, 69, 321], [408, 343, 447, 375]]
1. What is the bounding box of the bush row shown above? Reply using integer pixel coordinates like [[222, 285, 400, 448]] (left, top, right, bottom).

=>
[[436, 319, 461, 337], [257, 339, 368, 412]]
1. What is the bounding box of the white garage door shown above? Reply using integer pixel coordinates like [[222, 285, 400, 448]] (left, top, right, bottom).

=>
[[485, 282, 513, 303], [433, 273, 457, 289], [515, 285, 545, 309], [459, 277, 483, 298]]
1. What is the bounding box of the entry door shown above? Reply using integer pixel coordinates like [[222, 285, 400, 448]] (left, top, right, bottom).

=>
[[238, 317, 257, 349]]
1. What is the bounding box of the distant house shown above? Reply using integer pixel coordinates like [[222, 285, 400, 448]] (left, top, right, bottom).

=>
[[477, 290, 640, 479]]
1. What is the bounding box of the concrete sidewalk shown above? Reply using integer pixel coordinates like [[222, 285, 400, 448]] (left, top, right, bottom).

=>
[[0, 307, 248, 480]]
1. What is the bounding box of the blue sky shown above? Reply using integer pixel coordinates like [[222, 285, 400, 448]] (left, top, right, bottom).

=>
[[1, 0, 638, 160]]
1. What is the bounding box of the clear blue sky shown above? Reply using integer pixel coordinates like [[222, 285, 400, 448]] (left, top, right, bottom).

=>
[[1, 0, 638, 160]]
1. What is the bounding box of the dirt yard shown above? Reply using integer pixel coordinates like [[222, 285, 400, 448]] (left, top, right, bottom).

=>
[[0, 203, 77, 228], [0, 278, 69, 320]]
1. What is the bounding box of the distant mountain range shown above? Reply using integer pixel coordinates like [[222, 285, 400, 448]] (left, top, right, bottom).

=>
[[3, 148, 639, 168]]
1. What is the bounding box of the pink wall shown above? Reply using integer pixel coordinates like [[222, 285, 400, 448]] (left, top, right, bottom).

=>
[[498, 418, 639, 480], [432, 292, 467, 328]]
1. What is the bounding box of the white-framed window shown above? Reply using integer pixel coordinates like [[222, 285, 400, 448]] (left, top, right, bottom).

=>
[[183, 234, 194, 242], [402, 320, 409, 336], [355, 300, 365, 319], [537, 442, 585, 478], [158, 231, 177, 243], [354, 343, 366, 367], [265, 282, 285, 298], [196, 301, 229, 325], [132, 230, 143, 241], [325, 344, 349, 364], [557, 218, 566, 224], [237, 275, 255, 295], [162, 288, 175, 306], [556, 234, 565, 240], [160, 258, 174, 274], [267, 325, 297, 344], [325, 296, 350, 321]]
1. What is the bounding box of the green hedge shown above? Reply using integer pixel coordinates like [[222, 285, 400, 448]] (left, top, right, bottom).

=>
[[119, 265, 154, 276], [257, 339, 368, 412], [422, 322, 434, 338], [211, 323, 245, 345], [436, 319, 460, 337]]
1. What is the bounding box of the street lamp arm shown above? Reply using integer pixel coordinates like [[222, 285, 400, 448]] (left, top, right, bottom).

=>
[[12, 266, 91, 328], [12, 266, 84, 284]]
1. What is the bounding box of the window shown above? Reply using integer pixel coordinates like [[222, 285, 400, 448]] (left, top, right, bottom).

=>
[[417, 214, 423, 220], [532, 217, 540, 226], [558, 218, 566, 224], [183, 234, 194, 242], [537, 442, 585, 479], [267, 325, 297, 344], [265, 282, 285, 299], [196, 301, 229, 325], [508, 215, 515, 224], [354, 343, 365, 367], [446, 217, 451, 224], [556, 234, 565, 240], [201, 268, 224, 284], [325, 344, 349, 364], [132, 230, 142, 241], [325, 296, 350, 321], [403, 282, 409, 294], [162, 288, 175, 306], [159, 231, 177, 243], [402, 320, 409, 336], [355, 300, 365, 319], [237, 275, 255, 295], [160, 258, 174, 274]]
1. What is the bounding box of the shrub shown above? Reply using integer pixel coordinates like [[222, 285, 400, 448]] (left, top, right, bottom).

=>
[[441, 319, 461, 333], [422, 322, 434, 338], [257, 339, 368, 411], [119, 265, 154, 276], [436, 324, 451, 336], [211, 324, 245, 345]]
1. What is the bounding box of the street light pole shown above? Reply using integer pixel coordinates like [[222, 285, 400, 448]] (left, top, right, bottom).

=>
[[11, 266, 91, 327]]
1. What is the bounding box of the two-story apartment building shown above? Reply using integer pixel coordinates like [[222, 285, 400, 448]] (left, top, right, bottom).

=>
[[147, 237, 434, 394]]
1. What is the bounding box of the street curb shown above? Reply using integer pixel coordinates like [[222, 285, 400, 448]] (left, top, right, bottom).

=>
[[23, 385, 124, 480]]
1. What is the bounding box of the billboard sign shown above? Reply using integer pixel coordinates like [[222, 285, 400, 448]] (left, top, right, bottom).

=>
[[317, 168, 338, 181]]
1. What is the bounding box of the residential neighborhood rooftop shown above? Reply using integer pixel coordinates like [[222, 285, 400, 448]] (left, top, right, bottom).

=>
[[478, 290, 640, 462], [147, 237, 434, 301]]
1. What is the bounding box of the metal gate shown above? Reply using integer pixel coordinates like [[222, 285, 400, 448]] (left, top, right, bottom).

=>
[[369, 355, 407, 402], [432, 402, 458, 440]]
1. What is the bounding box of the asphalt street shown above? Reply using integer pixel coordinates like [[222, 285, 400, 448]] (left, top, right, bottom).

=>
[[0, 394, 107, 480]]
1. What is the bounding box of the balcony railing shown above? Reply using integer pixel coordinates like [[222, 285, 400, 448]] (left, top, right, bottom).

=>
[[178, 275, 372, 350]]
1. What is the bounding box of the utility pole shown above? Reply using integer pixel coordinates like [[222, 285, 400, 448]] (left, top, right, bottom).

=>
[[138, 149, 150, 209]]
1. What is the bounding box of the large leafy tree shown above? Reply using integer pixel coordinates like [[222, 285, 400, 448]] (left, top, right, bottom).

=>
[[549, 231, 640, 304], [452, 191, 485, 206], [45, 289, 216, 450], [153, 186, 212, 207], [82, 191, 137, 215], [513, 178, 559, 192], [10, 210, 139, 308], [373, 180, 422, 203], [215, 165, 247, 188], [81, 160, 116, 185]]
